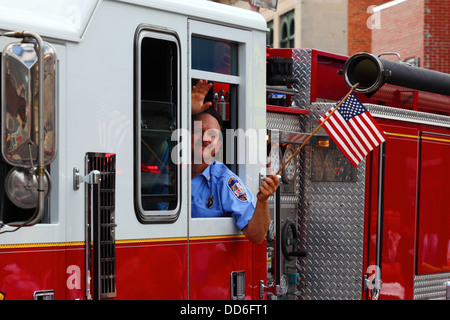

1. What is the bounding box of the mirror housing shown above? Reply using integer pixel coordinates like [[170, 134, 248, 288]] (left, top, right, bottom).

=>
[[0, 31, 55, 224], [1, 34, 57, 167]]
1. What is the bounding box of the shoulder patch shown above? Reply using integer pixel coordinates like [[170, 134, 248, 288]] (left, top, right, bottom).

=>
[[227, 177, 248, 201]]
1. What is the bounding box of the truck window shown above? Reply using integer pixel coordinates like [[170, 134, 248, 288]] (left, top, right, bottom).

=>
[[134, 27, 181, 223], [191, 36, 239, 174], [191, 37, 238, 76], [188, 20, 259, 238]]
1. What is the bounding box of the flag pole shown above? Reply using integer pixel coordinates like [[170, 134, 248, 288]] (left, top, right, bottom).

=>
[[275, 83, 360, 176]]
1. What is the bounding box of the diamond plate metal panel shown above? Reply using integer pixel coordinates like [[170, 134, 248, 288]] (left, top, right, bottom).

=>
[[295, 101, 366, 300], [267, 70, 366, 299], [296, 150, 366, 300], [292, 49, 312, 109], [267, 112, 303, 132], [414, 273, 450, 300], [366, 103, 450, 128], [291, 49, 313, 132]]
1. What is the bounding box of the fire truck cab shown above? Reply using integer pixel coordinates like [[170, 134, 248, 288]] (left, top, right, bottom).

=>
[[0, 0, 268, 300]]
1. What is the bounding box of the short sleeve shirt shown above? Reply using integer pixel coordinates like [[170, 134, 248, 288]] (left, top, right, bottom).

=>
[[191, 161, 256, 230]]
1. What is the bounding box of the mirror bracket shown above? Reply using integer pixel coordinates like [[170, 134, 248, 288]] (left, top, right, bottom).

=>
[[73, 168, 101, 191]]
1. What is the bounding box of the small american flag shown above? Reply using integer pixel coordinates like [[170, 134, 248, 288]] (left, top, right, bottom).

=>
[[318, 93, 387, 167]]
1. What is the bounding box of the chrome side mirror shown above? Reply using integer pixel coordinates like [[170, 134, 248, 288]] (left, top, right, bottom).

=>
[[2, 32, 57, 167], [1, 31, 56, 221]]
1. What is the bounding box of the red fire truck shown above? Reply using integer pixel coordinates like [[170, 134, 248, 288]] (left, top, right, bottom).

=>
[[265, 48, 450, 300], [0, 0, 449, 301]]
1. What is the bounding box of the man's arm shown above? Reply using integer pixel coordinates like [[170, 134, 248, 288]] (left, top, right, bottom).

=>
[[242, 174, 279, 244]]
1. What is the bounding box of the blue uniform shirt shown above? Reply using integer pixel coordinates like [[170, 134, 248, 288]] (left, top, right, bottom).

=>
[[191, 161, 256, 230]]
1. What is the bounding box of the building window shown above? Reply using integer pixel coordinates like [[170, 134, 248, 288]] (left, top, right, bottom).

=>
[[280, 10, 295, 48], [267, 20, 274, 48], [134, 26, 181, 223]]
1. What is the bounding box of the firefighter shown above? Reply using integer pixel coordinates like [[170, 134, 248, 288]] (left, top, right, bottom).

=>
[[191, 80, 279, 244]]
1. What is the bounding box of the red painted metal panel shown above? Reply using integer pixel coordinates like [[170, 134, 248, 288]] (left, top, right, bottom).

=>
[[381, 125, 418, 300], [310, 49, 349, 103], [251, 240, 267, 299], [65, 246, 85, 300], [417, 133, 450, 274], [266, 47, 292, 60], [66, 241, 189, 300], [364, 122, 419, 300], [189, 237, 256, 300], [0, 246, 67, 300], [0, 236, 266, 300], [266, 105, 308, 115], [363, 121, 450, 299], [115, 240, 188, 299], [1, 240, 189, 300]]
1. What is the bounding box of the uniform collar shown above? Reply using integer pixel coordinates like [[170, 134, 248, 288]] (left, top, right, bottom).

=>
[[200, 161, 216, 187]]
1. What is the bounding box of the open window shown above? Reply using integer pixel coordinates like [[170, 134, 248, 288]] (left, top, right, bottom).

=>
[[191, 35, 240, 175], [189, 20, 261, 237], [192, 78, 238, 174], [134, 26, 181, 223]]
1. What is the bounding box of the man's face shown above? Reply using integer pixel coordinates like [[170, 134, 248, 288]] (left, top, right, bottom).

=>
[[192, 113, 223, 165]]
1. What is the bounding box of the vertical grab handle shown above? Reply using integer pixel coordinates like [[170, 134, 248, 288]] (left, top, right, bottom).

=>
[[91, 182, 101, 300], [373, 142, 385, 299], [77, 169, 101, 300]]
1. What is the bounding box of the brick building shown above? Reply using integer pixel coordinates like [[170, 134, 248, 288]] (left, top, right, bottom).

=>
[[423, 0, 450, 73], [347, 0, 391, 55], [350, 0, 450, 73]]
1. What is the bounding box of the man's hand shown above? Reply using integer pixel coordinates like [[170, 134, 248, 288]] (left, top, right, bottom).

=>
[[257, 174, 279, 201], [192, 80, 212, 115], [243, 174, 279, 244]]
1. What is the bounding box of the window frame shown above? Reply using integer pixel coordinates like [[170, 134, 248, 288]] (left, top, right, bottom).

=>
[[188, 20, 256, 238], [267, 20, 274, 48], [280, 10, 295, 48], [134, 25, 182, 223]]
